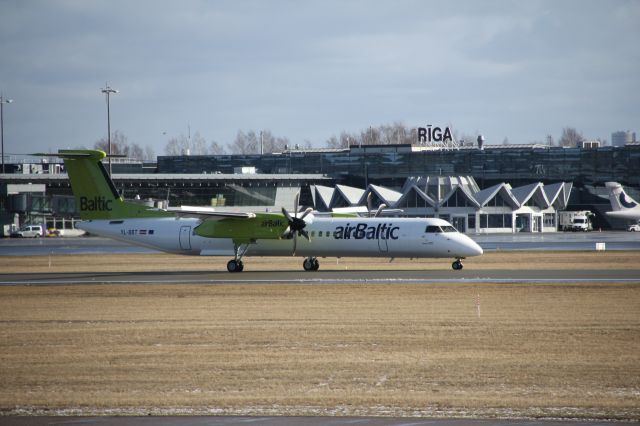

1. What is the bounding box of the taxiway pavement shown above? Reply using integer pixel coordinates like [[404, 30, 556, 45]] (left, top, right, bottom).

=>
[[1, 268, 639, 286]]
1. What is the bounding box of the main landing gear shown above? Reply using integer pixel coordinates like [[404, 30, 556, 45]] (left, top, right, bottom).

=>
[[227, 259, 244, 272], [303, 257, 320, 271], [452, 258, 464, 270], [227, 243, 249, 273]]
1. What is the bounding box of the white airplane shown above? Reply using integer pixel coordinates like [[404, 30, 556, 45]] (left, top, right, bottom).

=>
[[48, 149, 483, 272], [605, 182, 640, 221]]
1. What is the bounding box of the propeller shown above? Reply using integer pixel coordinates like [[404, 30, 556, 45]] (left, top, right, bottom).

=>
[[281, 192, 313, 255], [367, 192, 387, 218]]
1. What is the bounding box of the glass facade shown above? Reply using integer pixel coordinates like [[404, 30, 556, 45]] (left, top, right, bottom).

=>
[[480, 214, 513, 228], [157, 145, 640, 189]]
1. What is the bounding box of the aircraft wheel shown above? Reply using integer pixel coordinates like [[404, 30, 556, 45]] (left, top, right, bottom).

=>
[[227, 259, 243, 273], [303, 257, 317, 272], [452, 260, 463, 270]]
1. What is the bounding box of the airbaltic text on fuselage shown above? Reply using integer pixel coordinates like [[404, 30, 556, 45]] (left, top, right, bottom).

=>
[[334, 223, 399, 240], [80, 196, 113, 211]]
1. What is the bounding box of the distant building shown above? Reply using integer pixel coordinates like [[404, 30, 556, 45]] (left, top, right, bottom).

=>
[[611, 130, 636, 147]]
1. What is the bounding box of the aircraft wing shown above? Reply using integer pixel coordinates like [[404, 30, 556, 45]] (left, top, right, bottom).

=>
[[166, 206, 256, 220]]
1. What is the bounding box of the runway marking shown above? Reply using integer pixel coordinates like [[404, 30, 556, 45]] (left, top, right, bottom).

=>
[[2, 278, 640, 286]]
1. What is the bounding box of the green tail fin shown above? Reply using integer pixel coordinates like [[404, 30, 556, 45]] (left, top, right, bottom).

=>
[[58, 149, 170, 220]]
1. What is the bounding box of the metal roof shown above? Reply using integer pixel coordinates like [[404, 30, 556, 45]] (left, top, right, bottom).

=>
[[1, 173, 333, 183]]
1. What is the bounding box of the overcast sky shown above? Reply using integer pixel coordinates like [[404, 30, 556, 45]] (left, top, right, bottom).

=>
[[1, 0, 638, 156]]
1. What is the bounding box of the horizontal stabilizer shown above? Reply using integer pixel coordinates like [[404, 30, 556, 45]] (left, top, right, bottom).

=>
[[31, 152, 95, 159], [31, 151, 127, 159]]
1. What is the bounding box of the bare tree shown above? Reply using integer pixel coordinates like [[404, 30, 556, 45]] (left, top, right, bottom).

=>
[[326, 135, 340, 148], [341, 131, 358, 147], [94, 131, 148, 160], [259, 130, 289, 153], [558, 127, 583, 147], [391, 122, 413, 144], [94, 130, 130, 156], [229, 129, 291, 154], [455, 132, 478, 147], [361, 126, 381, 145], [229, 130, 254, 154], [144, 145, 155, 161], [190, 132, 208, 155], [164, 136, 186, 156], [209, 140, 226, 155], [164, 133, 208, 155], [129, 143, 144, 160]]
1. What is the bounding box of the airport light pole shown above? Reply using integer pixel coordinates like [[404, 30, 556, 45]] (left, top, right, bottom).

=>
[[101, 84, 118, 175], [0, 94, 13, 174]]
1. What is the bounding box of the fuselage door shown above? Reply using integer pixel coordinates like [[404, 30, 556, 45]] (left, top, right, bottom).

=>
[[179, 225, 192, 250]]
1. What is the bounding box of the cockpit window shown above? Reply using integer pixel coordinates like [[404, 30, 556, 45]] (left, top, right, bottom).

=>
[[441, 225, 458, 233], [425, 225, 442, 233]]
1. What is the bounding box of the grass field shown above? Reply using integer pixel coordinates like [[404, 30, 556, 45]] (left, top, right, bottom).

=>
[[1, 252, 639, 419]]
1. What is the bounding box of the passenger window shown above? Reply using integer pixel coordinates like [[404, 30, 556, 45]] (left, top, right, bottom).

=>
[[425, 225, 442, 233], [319, 231, 323, 237]]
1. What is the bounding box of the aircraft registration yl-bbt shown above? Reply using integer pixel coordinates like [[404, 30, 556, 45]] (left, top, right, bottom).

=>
[[46, 150, 483, 272]]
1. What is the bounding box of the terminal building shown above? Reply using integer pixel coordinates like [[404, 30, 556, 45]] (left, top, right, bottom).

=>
[[1, 142, 639, 234], [310, 176, 571, 233]]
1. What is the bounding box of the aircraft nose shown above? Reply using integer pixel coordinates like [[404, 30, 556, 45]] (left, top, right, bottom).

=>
[[469, 240, 484, 256], [459, 236, 483, 257]]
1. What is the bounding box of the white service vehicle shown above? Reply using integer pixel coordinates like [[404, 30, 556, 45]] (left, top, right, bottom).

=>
[[558, 211, 593, 232], [11, 225, 45, 238], [628, 221, 640, 232]]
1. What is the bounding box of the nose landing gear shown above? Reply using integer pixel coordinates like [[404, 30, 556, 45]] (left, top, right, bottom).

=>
[[452, 258, 464, 270], [303, 257, 320, 271]]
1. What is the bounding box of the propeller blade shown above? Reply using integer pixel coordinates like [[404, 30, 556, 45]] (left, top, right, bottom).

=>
[[367, 193, 373, 217], [292, 234, 297, 256], [299, 207, 313, 221], [374, 203, 387, 218], [281, 227, 293, 239], [282, 207, 293, 223], [283, 191, 311, 256]]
